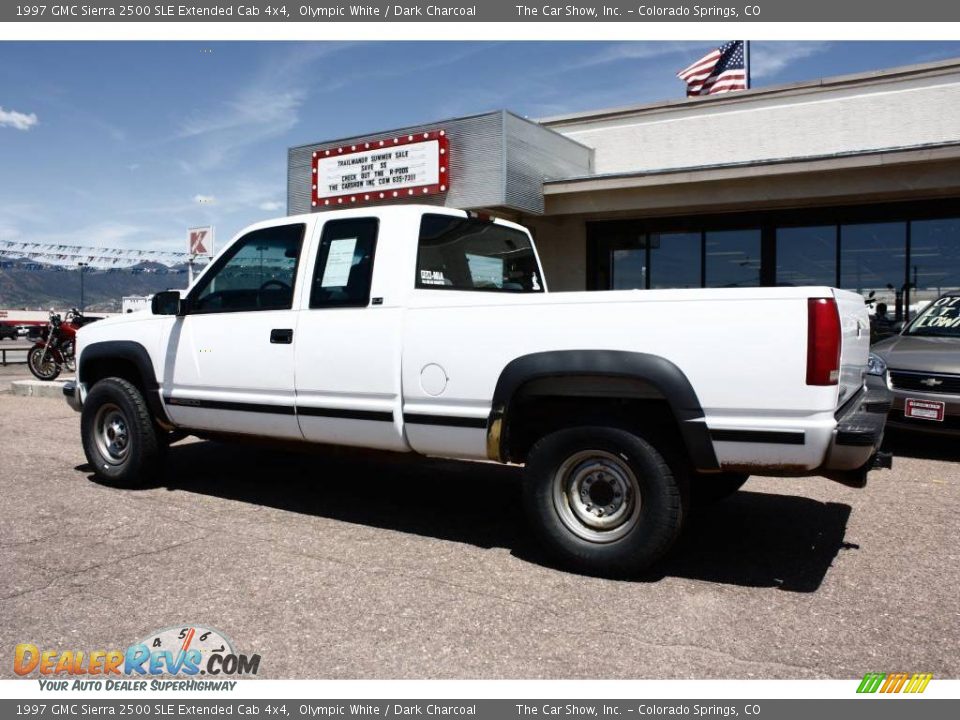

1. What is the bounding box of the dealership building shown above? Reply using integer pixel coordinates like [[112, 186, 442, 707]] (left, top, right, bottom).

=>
[[288, 58, 960, 317]]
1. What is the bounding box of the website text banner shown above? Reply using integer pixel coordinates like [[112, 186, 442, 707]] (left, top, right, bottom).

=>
[[1, 700, 958, 719], [5, 1, 960, 23]]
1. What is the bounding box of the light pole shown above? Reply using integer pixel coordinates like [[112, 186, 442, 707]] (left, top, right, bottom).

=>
[[257, 245, 269, 285], [78, 262, 88, 312]]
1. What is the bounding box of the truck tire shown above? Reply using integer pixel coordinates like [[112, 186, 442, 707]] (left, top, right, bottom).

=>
[[523, 426, 685, 577], [690, 472, 749, 506], [81, 377, 162, 488]]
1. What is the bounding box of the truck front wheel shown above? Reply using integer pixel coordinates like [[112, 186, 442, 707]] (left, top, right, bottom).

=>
[[523, 426, 685, 577], [81, 377, 162, 488]]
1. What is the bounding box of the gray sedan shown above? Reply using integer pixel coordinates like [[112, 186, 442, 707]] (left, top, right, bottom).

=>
[[873, 292, 960, 435]]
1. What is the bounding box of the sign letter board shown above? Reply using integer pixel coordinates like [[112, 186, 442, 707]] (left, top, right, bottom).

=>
[[312, 130, 449, 208]]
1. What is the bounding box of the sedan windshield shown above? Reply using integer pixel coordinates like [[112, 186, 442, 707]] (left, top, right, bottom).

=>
[[906, 295, 960, 337]]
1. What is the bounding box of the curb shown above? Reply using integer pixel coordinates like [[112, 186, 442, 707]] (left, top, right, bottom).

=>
[[10, 379, 72, 400]]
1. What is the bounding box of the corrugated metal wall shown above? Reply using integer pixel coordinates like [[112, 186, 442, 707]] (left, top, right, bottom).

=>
[[504, 112, 593, 214], [287, 110, 591, 216]]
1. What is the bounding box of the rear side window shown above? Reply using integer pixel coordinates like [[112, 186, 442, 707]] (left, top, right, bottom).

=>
[[310, 218, 379, 308], [416, 214, 543, 293]]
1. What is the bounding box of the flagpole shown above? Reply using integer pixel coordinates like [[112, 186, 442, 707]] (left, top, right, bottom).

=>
[[744, 40, 751, 89]]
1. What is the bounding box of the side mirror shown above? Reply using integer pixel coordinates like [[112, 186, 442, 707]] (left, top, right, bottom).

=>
[[152, 290, 183, 316]]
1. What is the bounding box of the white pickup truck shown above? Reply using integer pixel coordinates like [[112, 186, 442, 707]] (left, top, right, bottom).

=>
[[65, 205, 892, 575]]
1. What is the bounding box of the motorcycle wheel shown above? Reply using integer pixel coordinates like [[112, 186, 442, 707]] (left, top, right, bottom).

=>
[[28, 347, 61, 381]]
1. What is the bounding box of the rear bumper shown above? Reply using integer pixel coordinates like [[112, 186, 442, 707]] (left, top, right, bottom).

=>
[[819, 374, 893, 487], [63, 380, 85, 413]]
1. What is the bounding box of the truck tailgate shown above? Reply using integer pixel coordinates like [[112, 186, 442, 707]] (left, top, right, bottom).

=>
[[834, 289, 871, 406]]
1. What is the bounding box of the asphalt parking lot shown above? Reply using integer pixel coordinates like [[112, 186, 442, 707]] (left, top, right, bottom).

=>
[[1, 386, 958, 680]]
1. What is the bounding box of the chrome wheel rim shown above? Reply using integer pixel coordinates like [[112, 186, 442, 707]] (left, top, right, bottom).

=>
[[30, 350, 57, 378], [93, 403, 130, 465], [552, 450, 641, 543]]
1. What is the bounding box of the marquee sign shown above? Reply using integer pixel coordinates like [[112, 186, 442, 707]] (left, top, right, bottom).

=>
[[311, 130, 449, 207]]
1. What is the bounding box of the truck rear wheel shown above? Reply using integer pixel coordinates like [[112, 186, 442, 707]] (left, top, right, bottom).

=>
[[81, 377, 162, 488], [523, 426, 685, 577]]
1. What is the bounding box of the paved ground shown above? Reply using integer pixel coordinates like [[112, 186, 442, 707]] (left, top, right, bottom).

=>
[[1, 392, 957, 679]]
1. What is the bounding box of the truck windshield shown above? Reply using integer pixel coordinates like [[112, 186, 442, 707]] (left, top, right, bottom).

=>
[[905, 295, 960, 337], [416, 214, 543, 293]]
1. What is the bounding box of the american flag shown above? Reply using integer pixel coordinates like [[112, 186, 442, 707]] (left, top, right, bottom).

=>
[[677, 41, 748, 97]]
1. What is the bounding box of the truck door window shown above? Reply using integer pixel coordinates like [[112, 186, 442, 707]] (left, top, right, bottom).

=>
[[416, 214, 543, 292], [310, 218, 379, 308], [190, 224, 304, 314]]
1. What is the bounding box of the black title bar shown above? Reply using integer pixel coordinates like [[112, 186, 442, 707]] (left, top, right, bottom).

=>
[[4, 1, 960, 22]]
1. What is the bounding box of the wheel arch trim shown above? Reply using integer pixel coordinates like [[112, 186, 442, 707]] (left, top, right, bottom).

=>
[[78, 340, 171, 426], [486, 350, 719, 471]]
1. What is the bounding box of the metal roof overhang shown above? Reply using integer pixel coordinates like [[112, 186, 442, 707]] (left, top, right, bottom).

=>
[[541, 142, 960, 218]]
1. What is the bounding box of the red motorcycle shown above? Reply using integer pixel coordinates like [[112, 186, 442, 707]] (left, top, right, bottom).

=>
[[27, 309, 88, 381]]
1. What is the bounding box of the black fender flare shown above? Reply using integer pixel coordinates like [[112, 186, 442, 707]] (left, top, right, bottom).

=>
[[78, 340, 170, 425], [486, 350, 719, 471]]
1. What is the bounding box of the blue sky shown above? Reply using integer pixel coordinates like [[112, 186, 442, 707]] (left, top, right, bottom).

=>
[[1, 40, 959, 261]]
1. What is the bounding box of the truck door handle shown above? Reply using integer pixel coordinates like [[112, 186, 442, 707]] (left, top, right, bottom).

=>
[[270, 328, 293, 344]]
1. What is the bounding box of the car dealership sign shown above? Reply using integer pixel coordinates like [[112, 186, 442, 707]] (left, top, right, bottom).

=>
[[187, 226, 214, 257], [312, 130, 449, 207]]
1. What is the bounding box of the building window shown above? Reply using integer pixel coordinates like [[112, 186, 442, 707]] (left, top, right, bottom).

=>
[[649, 232, 702, 289], [909, 218, 960, 307], [840, 222, 907, 313], [587, 200, 958, 313], [776, 226, 837, 287], [610, 247, 646, 289], [705, 229, 761, 288]]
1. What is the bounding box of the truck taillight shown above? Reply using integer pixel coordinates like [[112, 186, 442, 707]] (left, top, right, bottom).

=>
[[806, 297, 841, 386]]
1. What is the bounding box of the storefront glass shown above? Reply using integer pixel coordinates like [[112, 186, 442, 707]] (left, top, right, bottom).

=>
[[909, 218, 960, 310], [776, 226, 836, 286], [839, 222, 906, 315], [610, 247, 646, 289], [589, 201, 957, 309], [649, 232, 701, 289], [705, 230, 761, 288]]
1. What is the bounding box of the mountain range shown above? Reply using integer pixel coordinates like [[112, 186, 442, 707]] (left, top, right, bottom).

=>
[[0, 258, 192, 312]]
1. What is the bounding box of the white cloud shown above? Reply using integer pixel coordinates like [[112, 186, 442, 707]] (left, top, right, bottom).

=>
[[193, 194, 216, 205], [319, 43, 496, 94], [750, 42, 832, 80], [561, 42, 707, 72], [437, 43, 705, 121], [0, 106, 38, 131], [1, 221, 176, 251], [259, 200, 283, 212], [174, 43, 355, 172]]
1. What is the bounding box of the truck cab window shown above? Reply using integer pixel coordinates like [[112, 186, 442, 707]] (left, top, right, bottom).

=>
[[310, 218, 379, 308], [416, 214, 543, 292], [191, 224, 304, 314]]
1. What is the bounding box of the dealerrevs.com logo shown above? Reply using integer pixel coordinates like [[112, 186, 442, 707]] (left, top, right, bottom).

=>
[[14, 625, 260, 691], [857, 672, 933, 694]]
